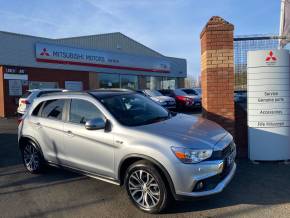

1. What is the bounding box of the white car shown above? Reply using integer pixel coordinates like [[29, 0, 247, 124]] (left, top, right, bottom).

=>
[[17, 89, 65, 114], [136, 89, 176, 109]]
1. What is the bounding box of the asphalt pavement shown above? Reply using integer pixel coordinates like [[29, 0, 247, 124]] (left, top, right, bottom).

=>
[[1, 117, 290, 218]]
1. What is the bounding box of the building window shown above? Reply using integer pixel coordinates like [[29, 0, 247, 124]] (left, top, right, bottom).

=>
[[29, 81, 58, 89], [144, 76, 164, 90], [162, 77, 177, 89], [120, 75, 138, 90], [99, 74, 120, 88]]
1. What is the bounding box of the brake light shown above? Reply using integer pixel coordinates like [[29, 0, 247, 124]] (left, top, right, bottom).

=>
[[21, 100, 30, 105], [176, 96, 186, 101], [17, 117, 23, 125]]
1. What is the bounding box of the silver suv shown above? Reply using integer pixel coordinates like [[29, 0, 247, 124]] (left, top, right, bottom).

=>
[[18, 89, 236, 213]]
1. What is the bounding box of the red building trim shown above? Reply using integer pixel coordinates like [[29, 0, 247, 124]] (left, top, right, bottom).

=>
[[36, 58, 170, 73]]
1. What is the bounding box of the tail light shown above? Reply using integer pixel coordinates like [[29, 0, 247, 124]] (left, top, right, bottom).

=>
[[176, 96, 186, 101], [17, 117, 24, 125], [21, 100, 30, 105]]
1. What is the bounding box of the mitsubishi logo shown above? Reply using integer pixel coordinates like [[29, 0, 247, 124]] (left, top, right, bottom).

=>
[[40, 48, 50, 56], [265, 51, 277, 62]]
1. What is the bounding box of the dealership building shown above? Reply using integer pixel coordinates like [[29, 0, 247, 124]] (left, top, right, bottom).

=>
[[0, 31, 186, 117]]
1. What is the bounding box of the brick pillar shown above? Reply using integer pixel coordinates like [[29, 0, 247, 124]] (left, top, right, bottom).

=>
[[200, 16, 235, 136], [0, 66, 5, 117]]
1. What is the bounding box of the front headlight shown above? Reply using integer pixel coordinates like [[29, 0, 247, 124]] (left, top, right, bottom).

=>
[[157, 99, 166, 105], [171, 147, 212, 164]]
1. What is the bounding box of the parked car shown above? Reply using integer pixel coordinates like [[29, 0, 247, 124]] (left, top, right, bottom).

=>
[[234, 90, 247, 103], [136, 89, 176, 109], [177, 88, 202, 107], [17, 89, 66, 115], [159, 89, 200, 110], [18, 89, 236, 213], [195, 88, 202, 96]]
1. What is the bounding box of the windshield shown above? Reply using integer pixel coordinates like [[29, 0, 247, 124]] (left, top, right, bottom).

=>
[[144, 90, 163, 97], [98, 93, 170, 126], [182, 89, 198, 95]]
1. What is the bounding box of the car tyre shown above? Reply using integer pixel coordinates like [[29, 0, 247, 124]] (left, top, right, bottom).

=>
[[124, 160, 169, 213], [21, 140, 44, 174]]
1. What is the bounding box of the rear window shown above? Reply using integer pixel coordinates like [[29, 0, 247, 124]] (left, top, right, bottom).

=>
[[21, 91, 32, 98], [41, 99, 65, 120], [182, 89, 198, 95]]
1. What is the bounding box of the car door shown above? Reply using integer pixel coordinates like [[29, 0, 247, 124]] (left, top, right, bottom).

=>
[[62, 98, 115, 178], [29, 99, 66, 164]]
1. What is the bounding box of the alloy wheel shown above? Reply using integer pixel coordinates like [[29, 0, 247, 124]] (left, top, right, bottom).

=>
[[128, 170, 160, 209], [23, 143, 40, 172]]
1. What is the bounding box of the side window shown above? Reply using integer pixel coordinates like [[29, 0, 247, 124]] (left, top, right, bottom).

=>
[[31, 102, 44, 116], [41, 99, 65, 120], [69, 99, 103, 124]]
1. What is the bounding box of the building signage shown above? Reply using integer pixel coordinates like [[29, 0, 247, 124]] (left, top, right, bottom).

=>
[[4, 73, 28, 80], [4, 66, 26, 74], [35, 43, 170, 73], [8, 80, 22, 96], [247, 49, 290, 161]]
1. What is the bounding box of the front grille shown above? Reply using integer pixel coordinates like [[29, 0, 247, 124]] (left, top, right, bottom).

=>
[[210, 141, 235, 160], [192, 141, 236, 192]]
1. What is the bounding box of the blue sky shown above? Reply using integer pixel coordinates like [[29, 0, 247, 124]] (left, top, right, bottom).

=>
[[0, 0, 281, 77]]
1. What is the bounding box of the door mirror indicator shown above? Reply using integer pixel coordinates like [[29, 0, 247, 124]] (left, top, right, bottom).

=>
[[85, 118, 106, 130]]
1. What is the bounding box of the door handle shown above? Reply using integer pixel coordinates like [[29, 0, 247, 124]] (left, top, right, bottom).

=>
[[32, 122, 41, 128], [65, 130, 74, 137]]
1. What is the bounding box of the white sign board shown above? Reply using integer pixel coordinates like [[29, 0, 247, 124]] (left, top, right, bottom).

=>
[[4, 73, 28, 80], [65, 81, 83, 91], [9, 80, 22, 96], [247, 49, 290, 161], [35, 43, 170, 73]]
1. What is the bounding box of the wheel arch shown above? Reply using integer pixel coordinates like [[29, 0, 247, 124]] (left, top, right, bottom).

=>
[[118, 154, 176, 197], [18, 135, 44, 158]]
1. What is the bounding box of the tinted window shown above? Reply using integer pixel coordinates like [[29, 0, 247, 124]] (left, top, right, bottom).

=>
[[32, 102, 44, 116], [144, 90, 163, 97], [182, 89, 198, 95], [98, 93, 170, 126], [174, 89, 187, 96], [69, 99, 103, 124], [41, 99, 65, 120]]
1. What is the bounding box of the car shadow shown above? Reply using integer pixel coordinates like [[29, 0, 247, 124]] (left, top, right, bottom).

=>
[[0, 133, 22, 167]]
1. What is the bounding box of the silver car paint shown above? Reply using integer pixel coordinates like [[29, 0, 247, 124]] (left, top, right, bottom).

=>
[[19, 93, 236, 197]]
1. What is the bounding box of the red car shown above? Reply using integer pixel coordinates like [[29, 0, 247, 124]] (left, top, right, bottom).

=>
[[159, 89, 195, 110]]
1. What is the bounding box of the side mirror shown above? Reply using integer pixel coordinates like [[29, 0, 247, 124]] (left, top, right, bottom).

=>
[[85, 118, 106, 130]]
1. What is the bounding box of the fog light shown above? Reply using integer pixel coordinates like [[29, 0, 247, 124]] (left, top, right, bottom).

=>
[[196, 181, 204, 190]]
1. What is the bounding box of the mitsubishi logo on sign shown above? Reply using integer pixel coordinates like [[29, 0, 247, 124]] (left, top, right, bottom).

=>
[[40, 48, 50, 56], [265, 51, 277, 64]]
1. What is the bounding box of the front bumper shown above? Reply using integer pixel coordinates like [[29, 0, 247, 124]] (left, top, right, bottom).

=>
[[175, 162, 236, 200], [170, 139, 236, 200]]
